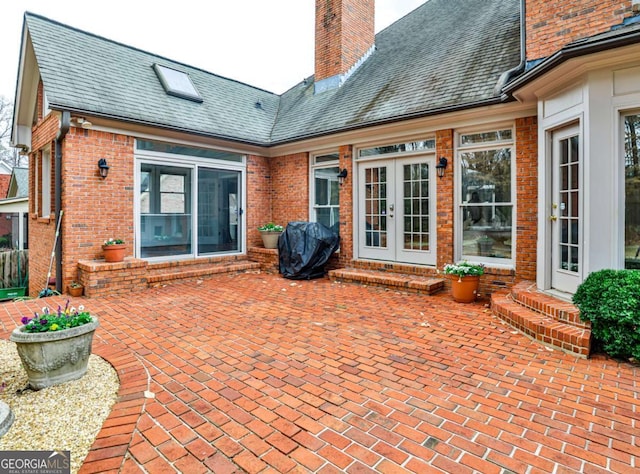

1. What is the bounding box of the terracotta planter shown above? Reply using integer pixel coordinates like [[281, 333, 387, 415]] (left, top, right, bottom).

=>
[[450, 275, 480, 303], [10, 317, 99, 390], [68, 285, 83, 297], [102, 243, 126, 262], [260, 231, 282, 249]]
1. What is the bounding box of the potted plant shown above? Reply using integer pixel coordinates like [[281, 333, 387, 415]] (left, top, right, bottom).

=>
[[258, 223, 284, 249], [443, 260, 485, 303], [102, 238, 126, 262], [9, 301, 99, 390], [67, 280, 84, 297]]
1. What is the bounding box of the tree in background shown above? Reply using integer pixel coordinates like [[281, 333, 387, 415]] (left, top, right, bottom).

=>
[[0, 96, 25, 168]]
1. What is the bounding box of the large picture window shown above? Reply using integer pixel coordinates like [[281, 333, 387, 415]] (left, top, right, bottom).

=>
[[459, 129, 514, 263]]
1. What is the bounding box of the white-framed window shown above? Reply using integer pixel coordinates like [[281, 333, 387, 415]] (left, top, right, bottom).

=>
[[458, 127, 514, 265], [624, 112, 640, 269], [41, 146, 51, 218], [310, 153, 340, 233]]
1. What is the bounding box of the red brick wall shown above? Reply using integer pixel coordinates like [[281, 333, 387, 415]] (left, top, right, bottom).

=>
[[436, 129, 454, 271], [60, 129, 135, 288], [315, 0, 375, 82], [271, 152, 309, 227], [337, 145, 354, 265], [526, 0, 633, 61], [515, 116, 538, 282], [0, 175, 11, 199], [246, 154, 272, 247]]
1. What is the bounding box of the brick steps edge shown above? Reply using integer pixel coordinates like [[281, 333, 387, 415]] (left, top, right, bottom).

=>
[[328, 268, 444, 295], [147, 261, 261, 284], [511, 281, 588, 329], [491, 292, 591, 358]]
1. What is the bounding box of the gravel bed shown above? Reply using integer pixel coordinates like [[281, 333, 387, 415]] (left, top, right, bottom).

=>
[[0, 339, 119, 474]]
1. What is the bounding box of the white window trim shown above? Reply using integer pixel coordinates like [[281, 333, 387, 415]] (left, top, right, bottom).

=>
[[454, 126, 516, 267], [309, 152, 340, 226]]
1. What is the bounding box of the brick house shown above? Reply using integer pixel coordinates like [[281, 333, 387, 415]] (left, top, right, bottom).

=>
[[10, 0, 640, 308]]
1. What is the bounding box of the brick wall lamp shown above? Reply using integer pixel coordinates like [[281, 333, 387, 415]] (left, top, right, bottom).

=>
[[337, 168, 348, 185], [436, 157, 448, 179], [98, 158, 110, 179]]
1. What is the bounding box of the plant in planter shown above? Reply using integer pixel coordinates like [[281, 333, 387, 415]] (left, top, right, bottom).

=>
[[67, 280, 84, 297], [443, 260, 485, 303], [102, 238, 126, 262], [258, 223, 284, 249], [10, 301, 99, 390]]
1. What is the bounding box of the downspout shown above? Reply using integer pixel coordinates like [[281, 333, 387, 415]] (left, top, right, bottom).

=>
[[494, 0, 527, 98], [54, 111, 70, 293]]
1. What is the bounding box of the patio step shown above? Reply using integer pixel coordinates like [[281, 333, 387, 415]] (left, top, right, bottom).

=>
[[147, 258, 260, 285], [328, 268, 445, 295], [491, 281, 591, 358]]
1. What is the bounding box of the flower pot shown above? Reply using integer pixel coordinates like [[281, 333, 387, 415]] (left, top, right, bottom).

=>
[[260, 231, 282, 249], [68, 285, 83, 297], [10, 317, 99, 390], [450, 275, 480, 303], [102, 243, 126, 262]]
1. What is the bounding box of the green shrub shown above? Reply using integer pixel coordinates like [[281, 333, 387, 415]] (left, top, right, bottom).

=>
[[573, 269, 640, 360]]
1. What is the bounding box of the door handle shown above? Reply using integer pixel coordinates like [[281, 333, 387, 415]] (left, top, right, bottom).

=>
[[549, 215, 557, 221], [389, 204, 394, 218]]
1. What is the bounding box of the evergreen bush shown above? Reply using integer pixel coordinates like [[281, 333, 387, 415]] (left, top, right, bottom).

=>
[[573, 269, 640, 360]]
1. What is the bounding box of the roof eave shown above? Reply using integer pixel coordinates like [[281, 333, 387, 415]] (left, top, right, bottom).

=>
[[503, 27, 640, 96]]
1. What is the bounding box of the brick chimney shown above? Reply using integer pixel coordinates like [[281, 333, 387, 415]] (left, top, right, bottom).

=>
[[525, 0, 634, 62], [314, 0, 375, 93]]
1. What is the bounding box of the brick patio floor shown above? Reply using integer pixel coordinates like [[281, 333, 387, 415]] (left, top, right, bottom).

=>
[[1, 272, 639, 473]]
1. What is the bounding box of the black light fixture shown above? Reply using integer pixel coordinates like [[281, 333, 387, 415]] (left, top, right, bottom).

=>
[[98, 158, 109, 179], [436, 157, 448, 179], [337, 168, 348, 185]]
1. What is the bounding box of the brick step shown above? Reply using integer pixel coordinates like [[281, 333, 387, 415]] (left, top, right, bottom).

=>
[[510, 281, 587, 329], [491, 292, 591, 358], [147, 259, 260, 284], [328, 268, 444, 295]]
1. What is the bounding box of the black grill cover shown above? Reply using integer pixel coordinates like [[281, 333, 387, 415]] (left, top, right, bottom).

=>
[[278, 222, 340, 280]]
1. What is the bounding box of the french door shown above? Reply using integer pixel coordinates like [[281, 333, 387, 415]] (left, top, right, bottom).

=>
[[550, 125, 582, 293], [358, 156, 436, 265]]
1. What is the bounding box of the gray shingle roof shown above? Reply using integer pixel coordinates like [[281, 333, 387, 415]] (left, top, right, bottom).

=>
[[8, 167, 28, 198], [26, 13, 280, 145], [24, 0, 521, 147]]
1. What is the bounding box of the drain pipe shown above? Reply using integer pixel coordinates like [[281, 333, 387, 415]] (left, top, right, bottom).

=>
[[494, 0, 527, 97], [54, 111, 70, 294]]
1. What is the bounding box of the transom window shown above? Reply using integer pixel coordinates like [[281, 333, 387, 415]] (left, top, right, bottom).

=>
[[359, 139, 435, 158], [458, 128, 514, 264]]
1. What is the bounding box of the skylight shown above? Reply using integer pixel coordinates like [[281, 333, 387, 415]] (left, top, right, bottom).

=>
[[153, 64, 202, 102]]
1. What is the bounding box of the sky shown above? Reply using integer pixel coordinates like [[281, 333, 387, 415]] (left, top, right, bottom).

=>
[[0, 0, 426, 101]]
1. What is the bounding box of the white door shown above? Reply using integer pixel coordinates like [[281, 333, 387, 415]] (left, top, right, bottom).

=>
[[358, 156, 436, 265], [550, 125, 583, 293]]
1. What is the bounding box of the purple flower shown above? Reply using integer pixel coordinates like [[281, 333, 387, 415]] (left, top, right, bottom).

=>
[[39, 319, 48, 325], [21, 316, 31, 325]]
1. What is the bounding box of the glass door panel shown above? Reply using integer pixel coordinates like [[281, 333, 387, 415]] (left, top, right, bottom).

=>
[[197, 169, 240, 255]]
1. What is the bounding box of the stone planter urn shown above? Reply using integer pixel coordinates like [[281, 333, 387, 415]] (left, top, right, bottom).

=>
[[450, 275, 480, 303], [102, 243, 126, 262], [10, 317, 99, 390], [259, 231, 282, 249]]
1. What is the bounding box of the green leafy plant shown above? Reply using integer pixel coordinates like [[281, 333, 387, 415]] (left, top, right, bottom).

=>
[[69, 281, 83, 289], [103, 238, 124, 246], [258, 223, 284, 232], [20, 300, 92, 333], [443, 260, 485, 278], [573, 269, 640, 360]]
